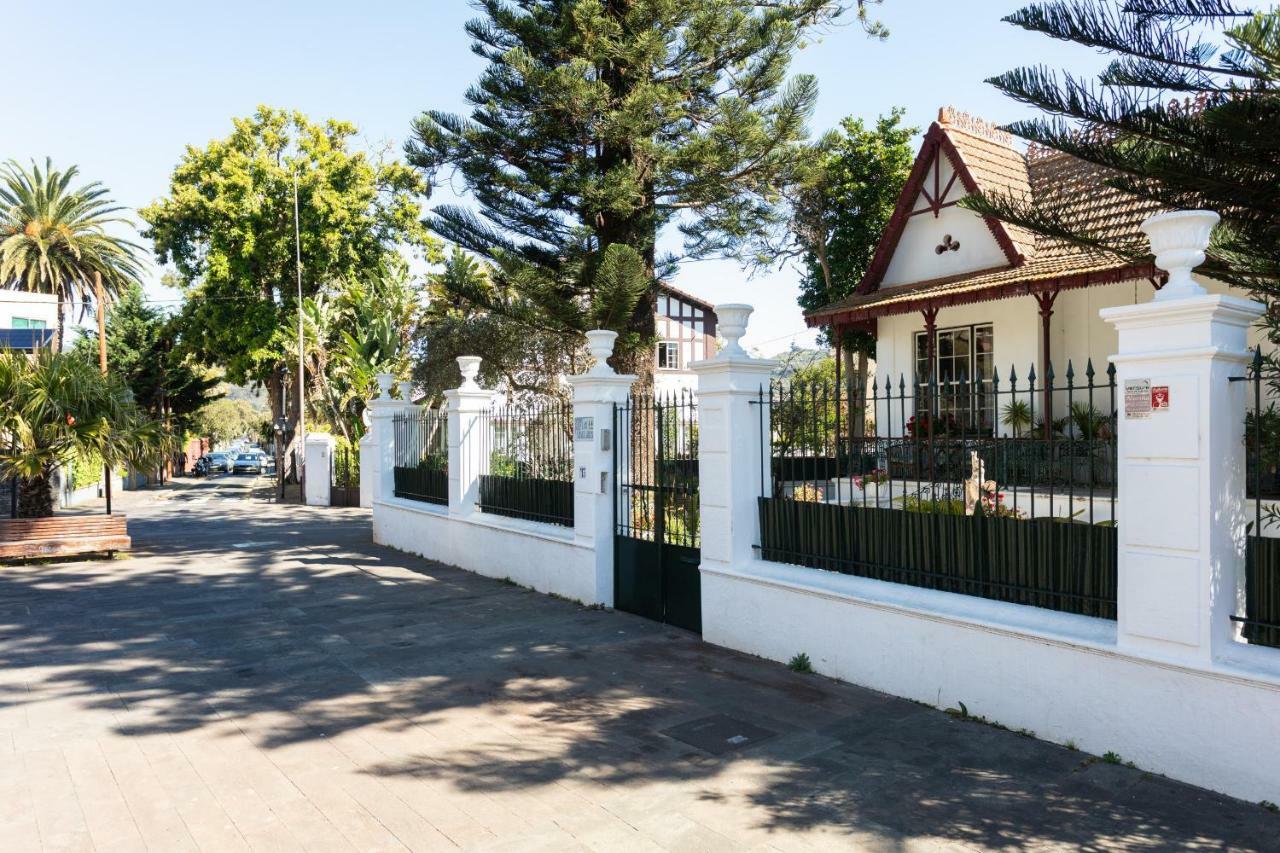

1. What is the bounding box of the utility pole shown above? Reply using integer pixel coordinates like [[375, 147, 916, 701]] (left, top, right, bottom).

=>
[[95, 271, 112, 515], [293, 172, 306, 500]]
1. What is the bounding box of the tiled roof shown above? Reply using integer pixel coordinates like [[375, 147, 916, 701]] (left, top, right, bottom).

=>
[[808, 109, 1159, 325]]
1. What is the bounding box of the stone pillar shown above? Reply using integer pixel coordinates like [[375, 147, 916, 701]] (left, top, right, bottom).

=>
[[303, 433, 335, 506], [366, 373, 402, 506], [1102, 210, 1264, 664], [690, 304, 778, 577], [567, 330, 636, 605], [444, 356, 495, 518]]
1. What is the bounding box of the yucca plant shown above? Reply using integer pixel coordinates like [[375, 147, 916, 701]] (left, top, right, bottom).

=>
[[0, 159, 144, 350], [0, 350, 171, 517]]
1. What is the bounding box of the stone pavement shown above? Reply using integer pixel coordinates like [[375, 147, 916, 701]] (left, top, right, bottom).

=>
[[0, 477, 1275, 851]]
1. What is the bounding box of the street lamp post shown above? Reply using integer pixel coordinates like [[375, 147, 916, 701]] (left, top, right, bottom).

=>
[[274, 416, 289, 500]]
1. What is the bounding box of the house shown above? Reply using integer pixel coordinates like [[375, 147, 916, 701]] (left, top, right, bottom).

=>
[[653, 282, 717, 395], [805, 107, 1264, 434], [0, 291, 57, 352]]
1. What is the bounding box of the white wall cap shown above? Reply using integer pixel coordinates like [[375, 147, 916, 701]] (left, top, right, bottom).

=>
[[567, 371, 636, 403], [367, 397, 407, 416], [1101, 293, 1263, 330], [304, 432, 336, 446]]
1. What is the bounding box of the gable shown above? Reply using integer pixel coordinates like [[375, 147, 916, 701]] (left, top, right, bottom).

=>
[[856, 121, 1025, 296], [881, 149, 1011, 287]]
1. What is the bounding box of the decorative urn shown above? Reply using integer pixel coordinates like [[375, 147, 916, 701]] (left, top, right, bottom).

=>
[[584, 329, 619, 376], [375, 373, 395, 399], [456, 356, 483, 391], [1140, 210, 1219, 302], [714, 303, 754, 359]]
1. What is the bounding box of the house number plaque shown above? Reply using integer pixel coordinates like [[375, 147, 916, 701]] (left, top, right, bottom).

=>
[[574, 416, 594, 441]]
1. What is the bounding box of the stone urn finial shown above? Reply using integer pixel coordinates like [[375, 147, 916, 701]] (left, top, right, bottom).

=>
[[1141, 210, 1219, 302], [397, 380, 414, 403], [456, 356, 483, 391], [375, 373, 395, 399], [584, 329, 619, 376], [715, 303, 753, 359]]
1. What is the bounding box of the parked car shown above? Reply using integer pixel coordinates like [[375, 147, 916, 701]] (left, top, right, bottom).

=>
[[204, 452, 234, 474], [232, 453, 264, 475]]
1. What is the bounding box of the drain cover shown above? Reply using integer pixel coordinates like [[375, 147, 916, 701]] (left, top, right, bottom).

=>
[[663, 714, 777, 755]]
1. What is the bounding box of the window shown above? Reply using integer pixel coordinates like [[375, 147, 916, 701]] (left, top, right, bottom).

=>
[[11, 317, 47, 330], [657, 341, 681, 370], [914, 323, 995, 430]]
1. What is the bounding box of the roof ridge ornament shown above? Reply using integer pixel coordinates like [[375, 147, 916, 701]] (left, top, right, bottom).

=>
[[937, 106, 1015, 148]]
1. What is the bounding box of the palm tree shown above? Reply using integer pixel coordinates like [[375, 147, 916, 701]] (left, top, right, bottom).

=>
[[0, 350, 170, 517], [0, 159, 144, 350]]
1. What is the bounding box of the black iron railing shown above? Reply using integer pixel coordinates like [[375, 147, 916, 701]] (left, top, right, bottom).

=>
[[757, 360, 1118, 618], [479, 399, 574, 526], [393, 410, 448, 505], [1233, 349, 1280, 648], [615, 390, 700, 548]]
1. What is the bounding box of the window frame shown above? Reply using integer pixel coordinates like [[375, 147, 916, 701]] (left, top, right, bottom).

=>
[[656, 340, 682, 371], [913, 322, 995, 431]]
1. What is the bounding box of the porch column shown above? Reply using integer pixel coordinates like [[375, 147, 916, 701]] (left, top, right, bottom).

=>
[[1035, 288, 1060, 439], [365, 373, 400, 505], [566, 330, 636, 606], [691, 304, 779, 579], [444, 356, 496, 518], [1101, 210, 1263, 665]]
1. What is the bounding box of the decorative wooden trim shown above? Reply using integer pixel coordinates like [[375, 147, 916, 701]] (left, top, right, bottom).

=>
[[852, 122, 1025, 300], [806, 262, 1156, 328]]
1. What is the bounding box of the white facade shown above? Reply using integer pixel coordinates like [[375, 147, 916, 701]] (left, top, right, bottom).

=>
[[0, 291, 58, 330]]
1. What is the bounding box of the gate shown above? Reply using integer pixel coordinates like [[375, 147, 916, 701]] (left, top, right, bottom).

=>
[[330, 445, 360, 507], [613, 391, 701, 633]]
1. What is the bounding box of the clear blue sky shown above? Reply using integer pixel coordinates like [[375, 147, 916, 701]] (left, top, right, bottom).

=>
[[0, 1, 1102, 352]]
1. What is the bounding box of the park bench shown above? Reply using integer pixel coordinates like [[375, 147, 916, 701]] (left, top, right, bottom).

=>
[[0, 514, 130, 561]]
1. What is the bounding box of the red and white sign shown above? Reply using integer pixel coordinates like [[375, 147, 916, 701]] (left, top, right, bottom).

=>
[[1151, 386, 1170, 411]]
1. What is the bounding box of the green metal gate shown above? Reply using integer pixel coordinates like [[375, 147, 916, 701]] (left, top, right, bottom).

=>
[[613, 391, 701, 633]]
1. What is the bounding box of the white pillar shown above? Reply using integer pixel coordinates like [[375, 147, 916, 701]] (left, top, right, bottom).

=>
[[303, 433, 335, 506], [1102, 210, 1263, 665], [690, 304, 778, 577], [358, 430, 375, 508], [366, 372, 402, 505], [444, 356, 495, 518], [567, 330, 636, 606]]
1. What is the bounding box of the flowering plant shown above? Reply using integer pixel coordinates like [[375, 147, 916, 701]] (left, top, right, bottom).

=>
[[978, 490, 1025, 519], [906, 411, 960, 438], [853, 468, 889, 490]]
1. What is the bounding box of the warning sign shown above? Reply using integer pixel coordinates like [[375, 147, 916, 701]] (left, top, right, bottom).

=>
[[1151, 385, 1170, 411], [1125, 379, 1152, 420]]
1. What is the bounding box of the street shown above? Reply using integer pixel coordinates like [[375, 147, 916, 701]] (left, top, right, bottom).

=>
[[0, 477, 1274, 852]]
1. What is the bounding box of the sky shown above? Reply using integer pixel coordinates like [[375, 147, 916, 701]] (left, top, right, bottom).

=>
[[0, 1, 1106, 354]]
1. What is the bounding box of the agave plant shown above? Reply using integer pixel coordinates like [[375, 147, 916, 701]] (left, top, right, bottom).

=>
[[0, 350, 171, 517]]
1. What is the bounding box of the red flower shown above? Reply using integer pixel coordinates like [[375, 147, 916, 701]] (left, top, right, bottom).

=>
[[65, 413, 76, 426]]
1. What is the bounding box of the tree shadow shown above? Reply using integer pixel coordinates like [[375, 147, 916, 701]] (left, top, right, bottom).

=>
[[0, 497, 1272, 850]]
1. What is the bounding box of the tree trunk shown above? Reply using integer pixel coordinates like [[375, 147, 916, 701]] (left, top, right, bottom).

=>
[[17, 467, 55, 518], [55, 293, 66, 353]]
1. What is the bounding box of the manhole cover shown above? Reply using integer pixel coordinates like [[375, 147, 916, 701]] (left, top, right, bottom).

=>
[[663, 714, 777, 755]]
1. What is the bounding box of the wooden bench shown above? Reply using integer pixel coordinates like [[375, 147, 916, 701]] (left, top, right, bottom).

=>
[[0, 515, 130, 560]]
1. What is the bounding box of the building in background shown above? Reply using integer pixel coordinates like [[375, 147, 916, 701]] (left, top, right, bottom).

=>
[[654, 282, 718, 396], [0, 291, 58, 352]]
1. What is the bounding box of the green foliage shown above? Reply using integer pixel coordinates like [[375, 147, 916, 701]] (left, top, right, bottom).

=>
[[974, 2, 1280, 340], [70, 449, 104, 491], [0, 159, 144, 349], [1068, 402, 1112, 441], [70, 284, 219, 437], [195, 398, 266, 445], [1001, 400, 1033, 437], [0, 350, 171, 516], [772, 358, 842, 455], [787, 652, 814, 673], [141, 107, 435, 411], [409, 2, 884, 376]]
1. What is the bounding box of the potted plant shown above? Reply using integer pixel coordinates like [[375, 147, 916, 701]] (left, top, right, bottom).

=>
[[853, 468, 890, 503], [1001, 400, 1032, 437]]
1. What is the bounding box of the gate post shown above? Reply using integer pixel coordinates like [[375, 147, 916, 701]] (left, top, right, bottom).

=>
[[691, 305, 778, 580], [1101, 211, 1263, 665], [567, 331, 635, 606], [303, 433, 335, 506], [444, 356, 496, 518], [365, 373, 401, 506]]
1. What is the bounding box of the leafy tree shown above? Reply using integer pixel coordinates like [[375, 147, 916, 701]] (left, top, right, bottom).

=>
[[408, 1, 886, 384], [0, 350, 171, 517], [141, 107, 436, 457], [0, 159, 144, 350], [414, 248, 581, 401], [71, 284, 219, 437], [752, 111, 914, 433], [971, 1, 1280, 336], [195, 398, 267, 446]]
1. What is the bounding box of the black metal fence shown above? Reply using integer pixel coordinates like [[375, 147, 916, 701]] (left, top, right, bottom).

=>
[[1236, 349, 1280, 649], [615, 390, 700, 548], [393, 410, 448, 505], [757, 361, 1118, 619], [479, 399, 574, 526]]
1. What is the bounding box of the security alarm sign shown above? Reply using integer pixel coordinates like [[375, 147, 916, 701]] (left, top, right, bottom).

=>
[[1124, 379, 1152, 419], [1151, 385, 1170, 411]]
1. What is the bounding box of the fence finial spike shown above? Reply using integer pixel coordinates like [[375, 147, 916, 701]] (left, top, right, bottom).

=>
[[1253, 345, 1265, 372], [1065, 360, 1075, 384], [991, 365, 1000, 387], [1106, 361, 1116, 380], [1008, 363, 1017, 386], [1027, 363, 1036, 384], [1085, 358, 1096, 381], [1046, 360, 1055, 382]]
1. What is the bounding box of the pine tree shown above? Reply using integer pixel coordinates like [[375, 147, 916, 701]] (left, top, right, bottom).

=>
[[408, 0, 886, 382], [971, 2, 1280, 328]]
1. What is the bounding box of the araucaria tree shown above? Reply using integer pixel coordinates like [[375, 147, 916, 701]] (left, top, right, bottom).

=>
[[973, 1, 1280, 336], [409, 0, 886, 383], [142, 107, 434, 461], [0, 159, 144, 350]]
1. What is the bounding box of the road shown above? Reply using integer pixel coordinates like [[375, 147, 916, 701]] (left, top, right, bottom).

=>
[[0, 477, 1274, 851]]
